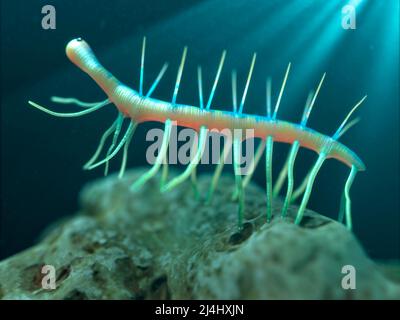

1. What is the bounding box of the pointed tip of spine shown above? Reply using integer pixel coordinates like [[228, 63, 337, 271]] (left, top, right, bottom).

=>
[[272, 62, 292, 120], [333, 94, 368, 140], [171, 46, 188, 105], [205, 49, 227, 111], [238, 54, 257, 114]]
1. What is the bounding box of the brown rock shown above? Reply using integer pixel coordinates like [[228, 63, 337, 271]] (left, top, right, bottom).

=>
[[0, 168, 398, 299]]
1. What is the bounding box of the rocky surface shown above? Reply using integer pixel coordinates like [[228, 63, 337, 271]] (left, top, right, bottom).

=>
[[0, 168, 399, 299]]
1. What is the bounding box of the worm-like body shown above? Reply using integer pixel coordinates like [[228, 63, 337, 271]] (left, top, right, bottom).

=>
[[29, 37, 367, 230], [66, 38, 365, 171]]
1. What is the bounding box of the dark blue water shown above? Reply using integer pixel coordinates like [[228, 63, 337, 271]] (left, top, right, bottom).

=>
[[1, 0, 399, 260]]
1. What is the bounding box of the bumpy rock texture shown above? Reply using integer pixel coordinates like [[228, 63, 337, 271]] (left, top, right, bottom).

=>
[[0, 168, 399, 299]]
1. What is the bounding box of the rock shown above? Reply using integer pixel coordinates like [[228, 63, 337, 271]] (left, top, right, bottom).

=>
[[0, 168, 399, 299]]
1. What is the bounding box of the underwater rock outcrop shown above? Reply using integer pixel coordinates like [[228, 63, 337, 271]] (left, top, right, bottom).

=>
[[0, 168, 399, 299]]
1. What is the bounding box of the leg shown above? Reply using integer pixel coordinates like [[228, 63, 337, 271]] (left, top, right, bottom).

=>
[[130, 119, 172, 190], [265, 136, 274, 222], [295, 153, 326, 225], [281, 140, 300, 217], [233, 138, 245, 229], [161, 126, 208, 192]]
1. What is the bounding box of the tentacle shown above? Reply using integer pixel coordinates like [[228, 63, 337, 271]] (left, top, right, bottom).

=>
[[242, 140, 265, 188], [232, 140, 265, 200], [83, 115, 120, 169], [265, 135, 274, 222], [86, 121, 138, 170], [273, 154, 289, 198], [291, 171, 311, 203], [233, 138, 245, 228], [206, 141, 232, 204], [190, 136, 200, 199], [190, 168, 200, 200], [161, 126, 207, 192], [338, 191, 346, 224], [104, 114, 124, 175], [28, 99, 109, 117], [118, 124, 135, 178], [281, 140, 300, 217], [160, 159, 169, 189], [238, 53, 257, 114], [159, 122, 173, 190], [50, 96, 106, 108], [130, 119, 172, 191], [343, 165, 357, 230], [295, 152, 326, 225]]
